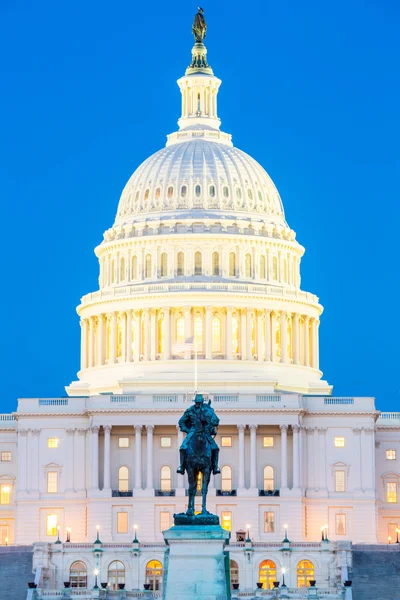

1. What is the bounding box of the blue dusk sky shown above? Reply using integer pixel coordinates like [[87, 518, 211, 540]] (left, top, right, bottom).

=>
[[0, 0, 399, 413]]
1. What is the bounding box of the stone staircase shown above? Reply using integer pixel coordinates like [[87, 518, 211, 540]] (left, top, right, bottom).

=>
[[352, 545, 400, 600], [0, 546, 33, 600]]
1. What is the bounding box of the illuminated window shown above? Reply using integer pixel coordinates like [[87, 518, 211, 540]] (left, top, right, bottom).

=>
[[108, 561, 125, 591], [194, 251, 202, 275], [229, 252, 236, 277], [145, 254, 152, 279], [221, 436, 232, 447], [221, 465, 232, 491], [118, 466, 129, 492], [176, 317, 184, 344], [160, 511, 170, 532], [272, 256, 278, 280], [297, 560, 315, 588], [334, 437, 345, 448], [46, 514, 58, 536], [70, 561, 87, 588], [212, 317, 221, 353], [336, 514, 346, 535], [145, 560, 163, 591], [177, 252, 184, 276], [195, 185, 201, 197], [230, 560, 239, 588], [387, 482, 397, 503], [260, 255, 266, 279], [47, 471, 58, 494], [387, 450, 397, 460], [232, 316, 239, 354], [263, 466, 274, 491], [0, 485, 11, 505], [221, 511, 232, 531], [0, 524, 9, 545], [181, 185, 187, 198], [264, 511, 275, 533], [245, 254, 252, 278], [160, 437, 171, 448], [144, 189, 149, 201], [160, 253, 168, 277], [117, 512, 128, 534], [263, 436, 274, 448], [194, 317, 203, 352], [209, 185, 215, 197], [119, 437, 129, 448], [167, 186, 174, 198], [158, 317, 164, 353], [131, 256, 138, 279], [388, 522, 398, 542], [155, 187, 161, 199], [259, 560, 277, 590], [212, 251, 220, 276], [335, 470, 346, 492], [48, 438, 59, 449], [1, 452, 11, 462], [160, 466, 172, 491]]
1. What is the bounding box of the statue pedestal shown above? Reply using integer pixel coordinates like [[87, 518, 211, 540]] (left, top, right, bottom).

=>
[[163, 524, 231, 600]]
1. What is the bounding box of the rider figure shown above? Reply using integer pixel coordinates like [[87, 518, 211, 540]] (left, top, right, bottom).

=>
[[177, 393, 221, 475]]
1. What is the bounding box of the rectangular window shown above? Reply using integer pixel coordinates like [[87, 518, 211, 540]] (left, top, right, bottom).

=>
[[334, 437, 345, 448], [160, 511, 171, 532], [221, 511, 232, 531], [0, 485, 11, 505], [47, 471, 58, 494], [335, 514, 347, 535], [0, 451, 11, 462], [221, 436, 232, 447], [387, 482, 397, 503], [386, 450, 397, 460], [118, 437, 129, 448], [46, 514, 58, 536], [160, 437, 172, 448], [335, 470, 346, 492], [48, 438, 59, 449], [264, 511, 275, 533], [117, 512, 128, 534], [263, 436, 274, 448]]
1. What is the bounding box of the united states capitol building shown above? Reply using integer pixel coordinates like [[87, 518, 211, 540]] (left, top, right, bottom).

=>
[[1, 12, 399, 598]]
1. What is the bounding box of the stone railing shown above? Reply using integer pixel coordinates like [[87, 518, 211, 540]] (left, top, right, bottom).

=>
[[33, 592, 162, 599], [377, 412, 400, 425]]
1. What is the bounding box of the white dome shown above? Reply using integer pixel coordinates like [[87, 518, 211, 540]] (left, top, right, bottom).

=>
[[114, 139, 286, 227]]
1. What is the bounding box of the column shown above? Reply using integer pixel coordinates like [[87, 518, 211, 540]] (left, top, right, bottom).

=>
[[143, 308, 150, 360], [81, 319, 88, 369], [134, 425, 142, 490], [66, 428, 75, 492], [134, 311, 141, 362], [281, 311, 288, 364], [318, 428, 327, 490], [126, 310, 133, 362], [238, 425, 245, 489], [306, 428, 315, 490], [226, 307, 233, 360], [120, 312, 126, 362], [150, 309, 156, 361], [110, 312, 117, 364], [257, 311, 263, 361], [75, 429, 87, 492], [103, 425, 111, 491], [246, 308, 252, 360], [313, 426, 320, 489], [97, 314, 105, 366], [250, 425, 257, 489], [240, 310, 246, 359], [311, 319, 318, 368], [265, 309, 271, 361], [88, 317, 94, 368], [26, 430, 33, 493], [177, 426, 184, 490], [304, 316, 310, 367], [91, 426, 99, 491], [292, 425, 300, 490], [146, 425, 154, 490], [271, 312, 277, 362], [164, 307, 171, 359], [31, 429, 40, 494], [205, 306, 212, 359], [17, 430, 28, 494], [293, 313, 300, 365], [315, 319, 320, 370], [184, 306, 191, 360], [280, 425, 288, 489]]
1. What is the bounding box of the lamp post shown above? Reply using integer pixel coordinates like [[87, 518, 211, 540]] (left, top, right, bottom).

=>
[[94, 525, 102, 544], [281, 568, 287, 588], [93, 568, 99, 590], [321, 524, 329, 541], [133, 524, 139, 543], [246, 524, 251, 542], [55, 525, 61, 544], [283, 524, 289, 543], [5, 537, 8, 547], [66, 528, 71, 543]]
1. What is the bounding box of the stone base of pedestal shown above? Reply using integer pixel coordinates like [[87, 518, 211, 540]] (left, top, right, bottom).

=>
[[163, 525, 231, 600]]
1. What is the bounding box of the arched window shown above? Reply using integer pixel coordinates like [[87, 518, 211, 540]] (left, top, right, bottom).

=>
[[177, 252, 184, 276], [194, 317, 203, 352], [195, 185, 201, 197], [120, 257, 125, 281], [212, 317, 221, 353], [155, 187, 161, 199], [70, 561, 87, 588], [212, 252, 220, 276], [194, 251, 202, 275], [145, 254, 152, 279], [145, 560, 163, 591], [209, 185, 216, 197], [259, 560, 277, 590], [111, 260, 115, 284], [245, 254, 252, 278], [221, 465, 232, 491], [160, 253, 168, 277], [248, 189, 253, 201], [181, 185, 187, 198], [167, 186, 174, 198], [272, 256, 278, 281], [108, 561, 125, 590], [131, 255, 137, 280], [260, 255, 266, 279], [144, 189, 150, 201], [297, 560, 315, 588], [176, 317, 184, 344], [236, 187, 242, 199], [230, 560, 239, 589], [263, 466, 274, 491], [160, 466, 172, 492], [232, 317, 239, 355], [118, 466, 129, 493], [158, 317, 164, 354], [229, 252, 236, 277], [223, 186, 229, 198]]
